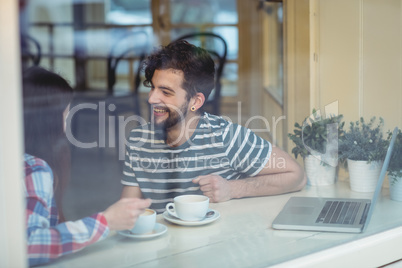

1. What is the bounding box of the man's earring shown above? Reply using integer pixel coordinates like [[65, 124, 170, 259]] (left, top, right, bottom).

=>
[[191, 106, 196, 112]]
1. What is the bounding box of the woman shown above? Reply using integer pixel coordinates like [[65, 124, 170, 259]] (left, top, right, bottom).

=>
[[23, 66, 151, 266]]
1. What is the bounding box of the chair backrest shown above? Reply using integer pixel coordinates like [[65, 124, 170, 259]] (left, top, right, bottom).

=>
[[107, 31, 148, 95], [21, 34, 41, 68], [174, 32, 228, 115]]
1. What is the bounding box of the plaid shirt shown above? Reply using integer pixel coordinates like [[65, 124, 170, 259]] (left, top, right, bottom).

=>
[[24, 154, 109, 266]]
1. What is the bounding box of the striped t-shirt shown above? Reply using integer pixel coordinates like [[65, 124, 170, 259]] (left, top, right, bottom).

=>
[[122, 112, 272, 213]]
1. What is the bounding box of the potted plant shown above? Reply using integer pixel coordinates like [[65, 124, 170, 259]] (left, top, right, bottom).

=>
[[386, 129, 402, 201], [288, 110, 344, 186], [339, 117, 388, 192]]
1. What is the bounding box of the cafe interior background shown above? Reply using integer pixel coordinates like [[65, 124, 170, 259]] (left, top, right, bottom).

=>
[[1, 0, 402, 265]]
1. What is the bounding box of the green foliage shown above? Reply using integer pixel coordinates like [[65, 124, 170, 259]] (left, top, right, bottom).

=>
[[387, 129, 402, 179], [288, 109, 345, 160], [338, 117, 387, 162]]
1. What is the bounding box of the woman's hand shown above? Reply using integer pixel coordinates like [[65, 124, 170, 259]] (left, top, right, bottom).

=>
[[102, 198, 152, 231]]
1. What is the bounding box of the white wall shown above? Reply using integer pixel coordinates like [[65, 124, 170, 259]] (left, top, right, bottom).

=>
[[312, 0, 402, 131]]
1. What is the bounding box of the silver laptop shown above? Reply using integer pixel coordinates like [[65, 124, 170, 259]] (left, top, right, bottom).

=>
[[272, 127, 398, 233]]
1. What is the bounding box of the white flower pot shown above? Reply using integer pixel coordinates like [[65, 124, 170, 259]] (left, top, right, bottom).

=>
[[389, 171, 402, 202], [347, 159, 382, 192], [304, 155, 336, 186]]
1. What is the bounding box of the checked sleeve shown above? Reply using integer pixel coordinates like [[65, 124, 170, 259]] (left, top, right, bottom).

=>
[[25, 155, 109, 266]]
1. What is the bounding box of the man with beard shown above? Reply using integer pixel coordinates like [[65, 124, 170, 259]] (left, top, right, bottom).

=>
[[121, 40, 306, 213]]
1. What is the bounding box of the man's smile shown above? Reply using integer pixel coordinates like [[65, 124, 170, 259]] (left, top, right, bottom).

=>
[[153, 106, 169, 115]]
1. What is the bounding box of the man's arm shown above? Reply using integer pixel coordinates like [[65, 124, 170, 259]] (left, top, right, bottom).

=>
[[121, 186, 143, 199], [193, 146, 307, 202], [229, 146, 306, 198]]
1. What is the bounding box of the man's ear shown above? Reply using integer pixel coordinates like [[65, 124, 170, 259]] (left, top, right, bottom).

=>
[[192, 92, 205, 110]]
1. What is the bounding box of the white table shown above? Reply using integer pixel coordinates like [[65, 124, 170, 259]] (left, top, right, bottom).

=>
[[41, 181, 402, 268]]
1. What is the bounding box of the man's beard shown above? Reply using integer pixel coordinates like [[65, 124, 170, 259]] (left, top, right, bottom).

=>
[[152, 100, 189, 132]]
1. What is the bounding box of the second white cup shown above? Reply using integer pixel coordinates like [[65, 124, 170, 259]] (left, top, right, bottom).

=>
[[130, 208, 156, 234], [166, 195, 209, 221]]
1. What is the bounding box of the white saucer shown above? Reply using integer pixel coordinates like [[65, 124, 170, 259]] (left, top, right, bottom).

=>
[[163, 209, 220, 226], [117, 223, 167, 239]]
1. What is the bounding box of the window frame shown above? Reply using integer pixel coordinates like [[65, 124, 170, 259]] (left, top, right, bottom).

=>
[[0, 1, 27, 266]]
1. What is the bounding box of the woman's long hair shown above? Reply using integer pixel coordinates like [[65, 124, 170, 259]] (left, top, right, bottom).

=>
[[23, 66, 73, 222]]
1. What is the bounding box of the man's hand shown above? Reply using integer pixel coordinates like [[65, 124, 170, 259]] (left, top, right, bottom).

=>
[[192, 175, 232, 203], [102, 198, 151, 231]]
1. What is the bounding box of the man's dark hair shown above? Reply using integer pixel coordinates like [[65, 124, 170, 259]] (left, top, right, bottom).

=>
[[143, 40, 215, 101]]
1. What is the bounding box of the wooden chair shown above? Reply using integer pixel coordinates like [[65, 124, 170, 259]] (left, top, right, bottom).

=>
[[71, 31, 147, 151], [21, 34, 41, 68]]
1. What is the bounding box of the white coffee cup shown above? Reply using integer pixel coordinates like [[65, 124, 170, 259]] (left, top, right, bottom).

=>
[[130, 209, 156, 234], [165, 195, 209, 221]]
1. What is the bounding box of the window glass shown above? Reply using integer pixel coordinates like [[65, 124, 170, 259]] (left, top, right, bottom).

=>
[[15, 0, 402, 266], [170, 0, 238, 24], [54, 27, 74, 55], [222, 62, 238, 97], [209, 26, 238, 61], [27, 1, 73, 24], [262, 2, 284, 105], [106, 0, 152, 24]]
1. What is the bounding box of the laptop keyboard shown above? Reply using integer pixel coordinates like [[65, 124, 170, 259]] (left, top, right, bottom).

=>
[[315, 201, 361, 225]]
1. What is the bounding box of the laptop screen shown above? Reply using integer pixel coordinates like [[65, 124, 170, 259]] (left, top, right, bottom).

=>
[[363, 127, 398, 231]]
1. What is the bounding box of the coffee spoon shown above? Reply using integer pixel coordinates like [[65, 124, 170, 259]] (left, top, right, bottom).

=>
[[205, 210, 215, 218], [168, 210, 215, 220]]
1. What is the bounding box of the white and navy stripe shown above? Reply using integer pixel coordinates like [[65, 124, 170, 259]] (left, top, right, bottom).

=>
[[122, 112, 272, 213]]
